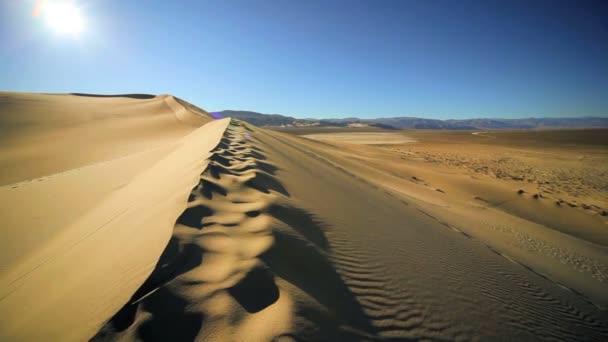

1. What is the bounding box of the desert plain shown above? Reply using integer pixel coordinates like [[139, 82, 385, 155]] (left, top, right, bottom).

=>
[[1, 92, 607, 341]]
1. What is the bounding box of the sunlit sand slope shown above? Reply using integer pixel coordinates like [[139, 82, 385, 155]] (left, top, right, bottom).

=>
[[0, 93, 229, 341], [0, 92, 211, 185]]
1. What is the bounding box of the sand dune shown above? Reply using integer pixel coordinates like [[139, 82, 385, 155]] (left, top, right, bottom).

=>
[[277, 128, 608, 307], [0, 93, 227, 340], [94, 122, 289, 341], [2, 94, 608, 340], [0, 92, 210, 185], [97, 121, 607, 340]]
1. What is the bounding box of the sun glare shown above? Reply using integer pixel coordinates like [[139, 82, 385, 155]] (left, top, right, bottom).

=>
[[40, 2, 85, 36]]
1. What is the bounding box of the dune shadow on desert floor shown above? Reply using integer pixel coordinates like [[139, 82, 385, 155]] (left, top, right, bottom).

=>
[[70, 93, 156, 99]]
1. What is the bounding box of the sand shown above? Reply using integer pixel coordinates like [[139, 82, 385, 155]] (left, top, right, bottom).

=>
[[0, 93, 211, 186], [0, 93, 227, 340], [1, 94, 608, 341], [303, 132, 417, 145]]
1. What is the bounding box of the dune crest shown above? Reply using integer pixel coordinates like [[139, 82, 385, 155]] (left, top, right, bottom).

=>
[[95, 120, 293, 341], [0, 93, 228, 340], [2, 94, 607, 341], [94, 120, 608, 341], [0, 92, 212, 185]]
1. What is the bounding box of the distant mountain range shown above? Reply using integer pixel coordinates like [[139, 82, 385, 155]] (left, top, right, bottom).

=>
[[218, 110, 608, 130]]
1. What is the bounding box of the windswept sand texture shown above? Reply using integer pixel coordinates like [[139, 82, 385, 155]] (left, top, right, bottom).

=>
[[1, 95, 608, 341], [0, 93, 227, 340], [96, 122, 607, 340], [0, 92, 211, 185]]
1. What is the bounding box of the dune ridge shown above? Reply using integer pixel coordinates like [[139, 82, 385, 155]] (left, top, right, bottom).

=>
[[94, 120, 292, 341], [0, 93, 229, 341], [94, 119, 608, 341], [0, 92, 211, 185], [2, 93, 608, 341], [95, 120, 381, 341]]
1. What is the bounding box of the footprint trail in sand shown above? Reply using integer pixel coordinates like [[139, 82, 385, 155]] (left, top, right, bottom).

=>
[[94, 120, 292, 341]]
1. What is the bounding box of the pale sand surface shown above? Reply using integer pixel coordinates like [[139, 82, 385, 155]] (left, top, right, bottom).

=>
[[303, 131, 417, 144], [0, 93, 228, 340], [0, 92, 210, 185], [2, 95, 608, 341], [279, 127, 608, 306]]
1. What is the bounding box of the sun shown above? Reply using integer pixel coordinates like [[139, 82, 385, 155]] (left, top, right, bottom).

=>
[[40, 1, 85, 36]]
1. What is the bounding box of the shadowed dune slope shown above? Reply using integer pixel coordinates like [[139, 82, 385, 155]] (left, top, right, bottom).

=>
[[70, 93, 157, 99], [250, 127, 608, 340]]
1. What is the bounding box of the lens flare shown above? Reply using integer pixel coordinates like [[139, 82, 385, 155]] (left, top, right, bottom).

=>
[[35, 1, 85, 36], [32, 0, 48, 17]]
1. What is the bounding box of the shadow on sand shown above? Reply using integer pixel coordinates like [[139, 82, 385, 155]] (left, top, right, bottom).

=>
[[70, 93, 156, 99], [93, 122, 378, 341]]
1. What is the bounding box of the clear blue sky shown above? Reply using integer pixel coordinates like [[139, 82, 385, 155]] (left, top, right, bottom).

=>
[[1, 0, 607, 119]]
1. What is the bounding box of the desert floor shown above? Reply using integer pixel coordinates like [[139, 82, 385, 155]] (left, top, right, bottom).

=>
[[1, 94, 607, 341]]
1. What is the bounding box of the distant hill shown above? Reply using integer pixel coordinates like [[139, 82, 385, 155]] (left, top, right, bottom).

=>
[[219, 110, 608, 130], [368, 117, 476, 130]]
